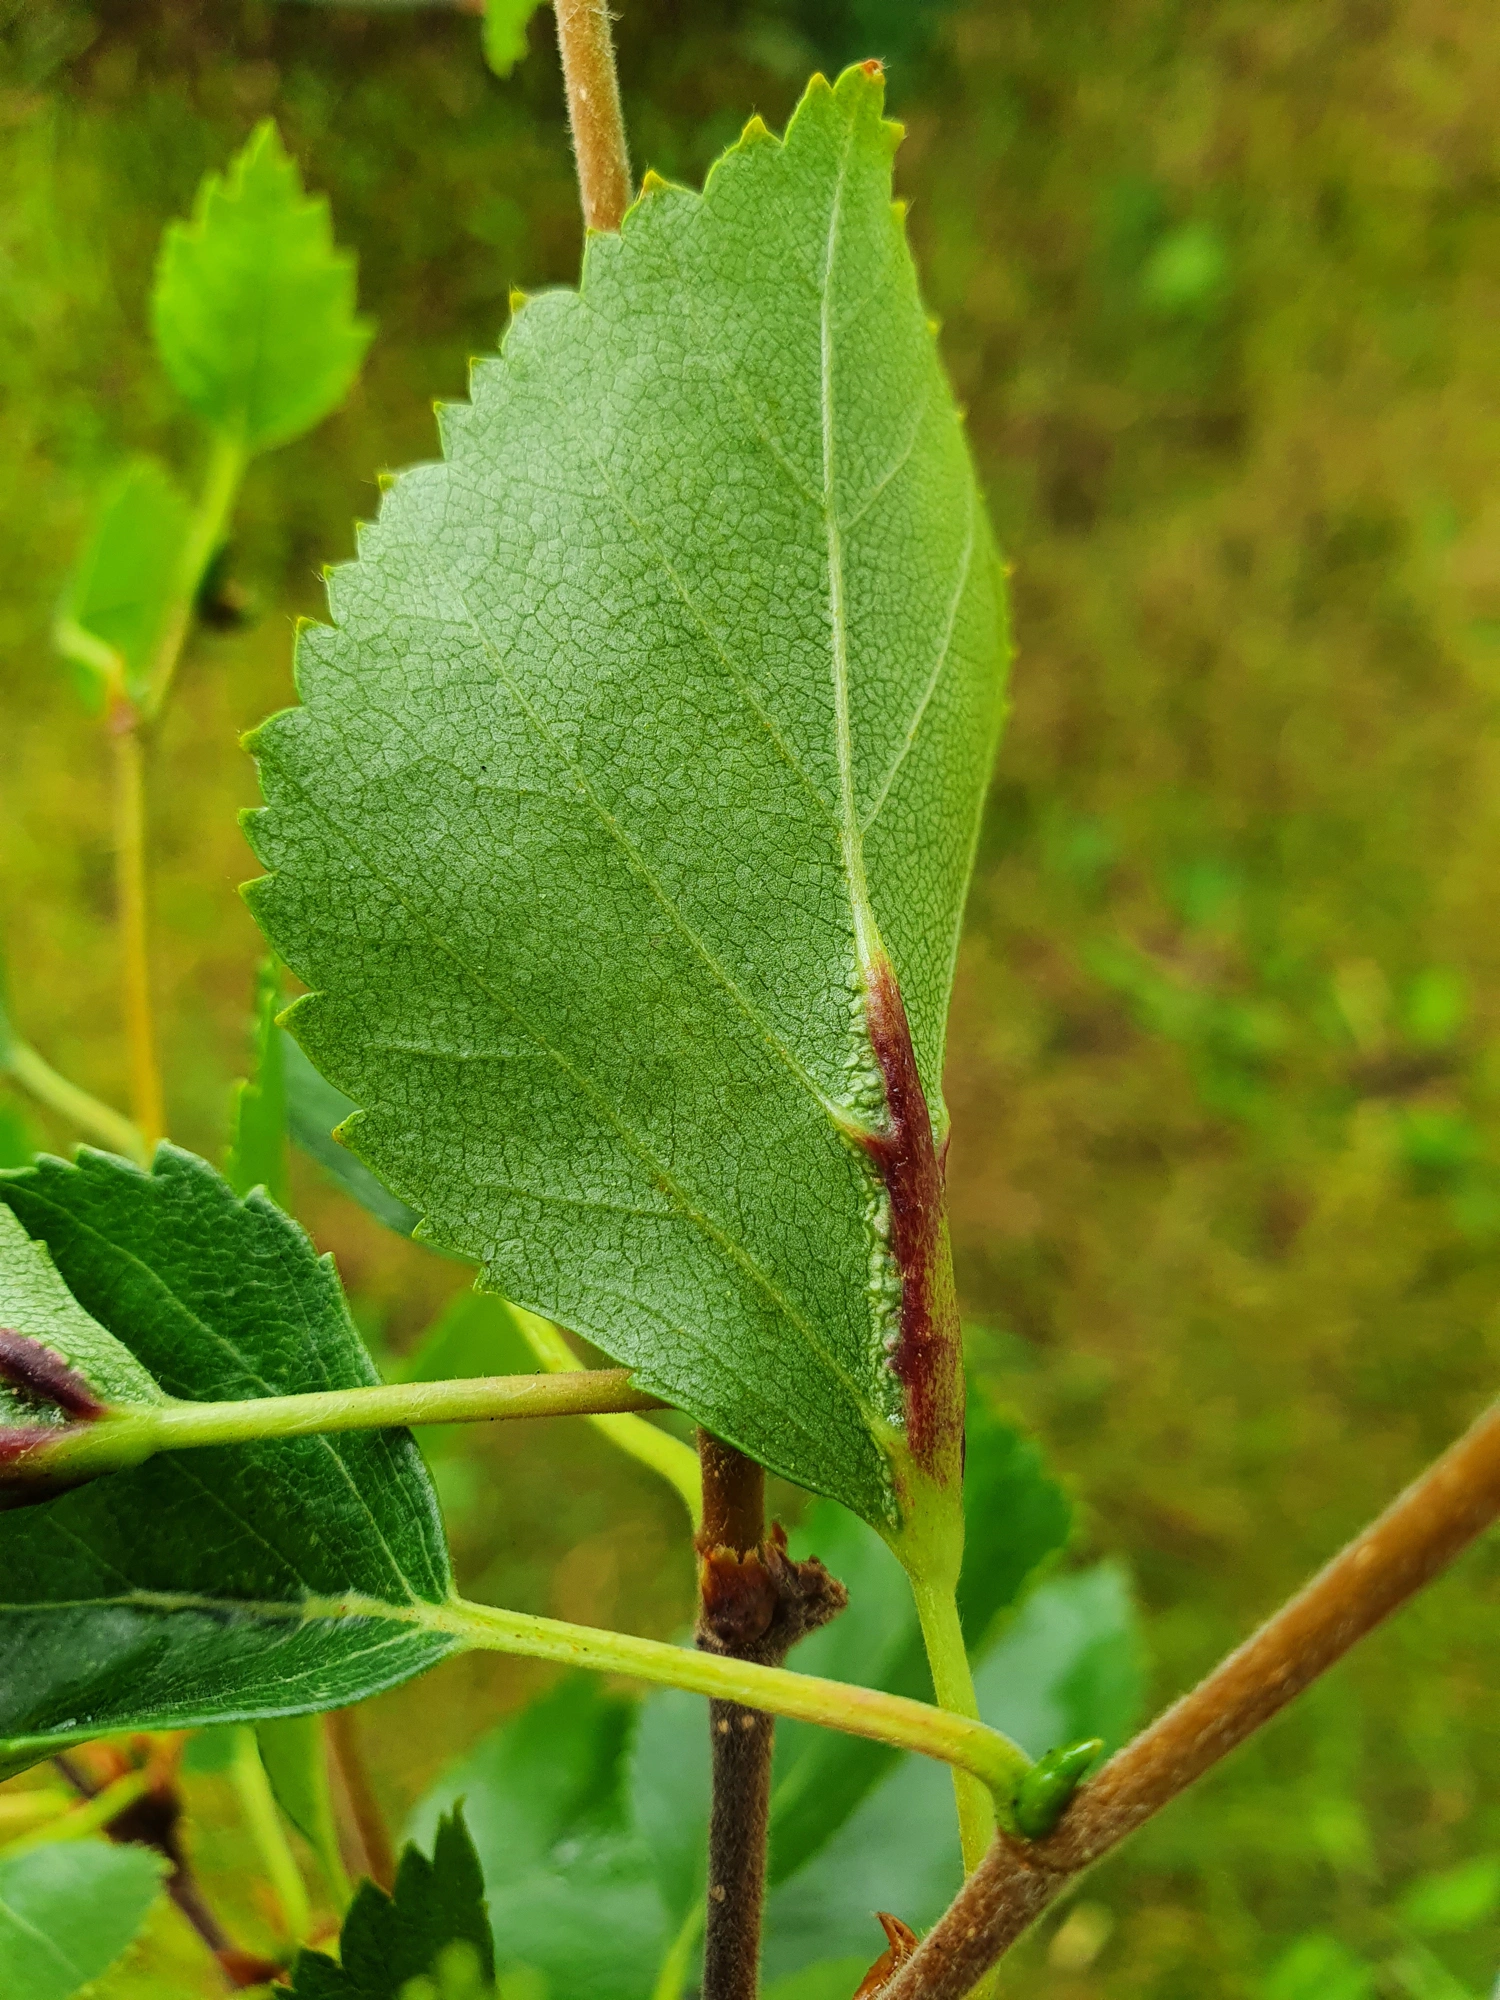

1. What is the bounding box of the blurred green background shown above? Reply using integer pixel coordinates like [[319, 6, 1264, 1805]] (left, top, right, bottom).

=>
[[4, 0, 1500, 1992]]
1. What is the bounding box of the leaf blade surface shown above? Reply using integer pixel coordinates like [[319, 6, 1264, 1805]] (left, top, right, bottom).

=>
[[247, 67, 1008, 1527], [0, 1147, 453, 1761]]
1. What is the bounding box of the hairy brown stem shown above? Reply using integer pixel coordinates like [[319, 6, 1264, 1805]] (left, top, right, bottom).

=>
[[696, 1433, 848, 2000], [698, 1434, 772, 2000], [882, 1397, 1500, 2000], [554, 0, 632, 233], [326, 1706, 396, 1893]]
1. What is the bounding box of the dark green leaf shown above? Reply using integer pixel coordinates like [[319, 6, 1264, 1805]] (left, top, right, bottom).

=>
[[409, 1680, 664, 2000], [283, 1031, 422, 1239], [956, 1387, 1072, 1650], [53, 457, 190, 706], [291, 1808, 493, 2000], [763, 1565, 1144, 1980], [226, 957, 291, 1206], [482, 0, 544, 77], [973, 1563, 1145, 1761], [0, 1200, 166, 1419], [0, 1838, 166, 2000], [0, 1146, 453, 1760], [246, 66, 1008, 1528], [153, 122, 371, 455]]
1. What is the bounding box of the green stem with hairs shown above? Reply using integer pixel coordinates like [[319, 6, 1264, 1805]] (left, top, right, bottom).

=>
[[510, 1305, 703, 1528], [3, 1369, 664, 1488], [141, 431, 246, 723], [409, 1593, 1030, 1803], [911, 1575, 996, 1872]]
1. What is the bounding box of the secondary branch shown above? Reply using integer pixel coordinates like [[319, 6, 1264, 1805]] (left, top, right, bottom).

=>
[[881, 1395, 1500, 2000]]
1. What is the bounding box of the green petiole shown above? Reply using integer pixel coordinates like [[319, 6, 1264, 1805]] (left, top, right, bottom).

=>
[[0, 1369, 663, 1488]]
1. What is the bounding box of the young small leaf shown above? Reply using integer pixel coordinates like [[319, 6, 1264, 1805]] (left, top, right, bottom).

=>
[[247, 66, 1009, 1534], [53, 457, 190, 706], [153, 122, 371, 455], [226, 957, 291, 1205], [291, 1808, 493, 2000], [482, 0, 544, 78], [0, 1838, 167, 2000], [0, 1146, 452, 1758]]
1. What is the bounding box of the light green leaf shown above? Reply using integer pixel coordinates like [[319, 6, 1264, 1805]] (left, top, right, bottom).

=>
[[283, 1030, 423, 1239], [0, 1203, 166, 1420], [53, 457, 190, 705], [1397, 1855, 1500, 1936], [226, 956, 291, 1206], [153, 121, 371, 455], [0, 1838, 166, 2000], [1261, 1935, 1376, 2000], [246, 65, 1008, 1531], [291, 1808, 493, 2000], [0, 1145, 453, 1760], [482, 0, 544, 77], [257, 1714, 343, 1885]]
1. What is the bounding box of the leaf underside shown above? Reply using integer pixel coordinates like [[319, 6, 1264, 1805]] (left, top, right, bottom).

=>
[[0, 1148, 452, 1768], [248, 66, 1008, 1527]]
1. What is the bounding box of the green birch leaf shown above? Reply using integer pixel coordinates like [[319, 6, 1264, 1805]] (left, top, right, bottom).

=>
[[153, 121, 371, 455], [226, 957, 291, 1206], [53, 457, 190, 707], [0, 1146, 453, 1760], [283, 1031, 423, 1239], [0, 1839, 167, 2000], [246, 65, 1009, 1534], [0, 1202, 166, 1421], [482, 0, 544, 77], [291, 1808, 494, 2000]]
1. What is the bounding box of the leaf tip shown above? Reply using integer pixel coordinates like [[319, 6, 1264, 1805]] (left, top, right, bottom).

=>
[[640, 167, 671, 194]]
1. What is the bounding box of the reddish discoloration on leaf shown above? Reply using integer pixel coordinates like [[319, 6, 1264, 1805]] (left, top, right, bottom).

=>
[[860, 962, 962, 1471], [0, 1326, 109, 1419], [852, 1911, 919, 1998]]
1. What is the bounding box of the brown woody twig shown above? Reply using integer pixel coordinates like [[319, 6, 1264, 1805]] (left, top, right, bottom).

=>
[[880, 1397, 1500, 2000], [696, 1432, 846, 2000]]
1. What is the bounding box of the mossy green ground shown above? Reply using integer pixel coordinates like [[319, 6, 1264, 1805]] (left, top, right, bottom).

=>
[[3, 1, 1500, 1992]]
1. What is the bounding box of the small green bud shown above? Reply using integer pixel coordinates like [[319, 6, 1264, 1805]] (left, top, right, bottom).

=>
[[1012, 1737, 1103, 1840]]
